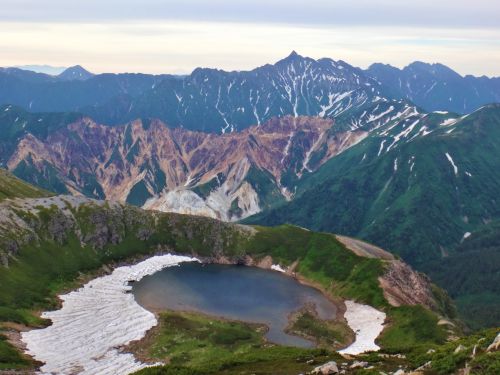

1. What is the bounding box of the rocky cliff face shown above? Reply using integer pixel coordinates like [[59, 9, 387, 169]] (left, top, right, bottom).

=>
[[337, 235, 445, 313], [6, 115, 370, 220], [0, 194, 444, 317], [0, 195, 152, 265]]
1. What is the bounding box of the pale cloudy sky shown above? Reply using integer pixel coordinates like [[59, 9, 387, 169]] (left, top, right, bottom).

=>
[[0, 0, 499, 76]]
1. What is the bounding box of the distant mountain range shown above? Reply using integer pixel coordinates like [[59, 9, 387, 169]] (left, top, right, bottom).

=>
[[1, 52, 499, 132], [13, 64, 68, 75], [367, 62, 500, 114], [1, 101, 412, 220]]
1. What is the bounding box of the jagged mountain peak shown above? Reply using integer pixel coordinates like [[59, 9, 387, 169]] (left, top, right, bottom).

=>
[[274, 50, 317, 66], [276, 50, 303, 62], [367, 62, 400, 73], [366, 60, 500, 114], [58, 65, 94, 81]]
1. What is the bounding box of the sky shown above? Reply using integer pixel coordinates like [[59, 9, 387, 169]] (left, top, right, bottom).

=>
[[1, 0, 499, 76]]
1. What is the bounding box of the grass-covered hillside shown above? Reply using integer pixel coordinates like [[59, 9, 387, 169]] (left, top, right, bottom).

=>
[[423, 220, 500, 330], [246, 104, 500, 329], [0, 168, 51, 202], [132, 316, 499, 375], [0, 194, 454, 373]]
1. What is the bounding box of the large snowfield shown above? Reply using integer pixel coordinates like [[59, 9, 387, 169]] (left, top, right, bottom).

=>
[[338, 300, 386, 355], [22, 254, 198, 375]]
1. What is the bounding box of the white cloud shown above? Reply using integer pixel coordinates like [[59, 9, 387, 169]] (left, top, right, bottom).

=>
[[0, 18, 499, 76], [1, 1, 500, 29]]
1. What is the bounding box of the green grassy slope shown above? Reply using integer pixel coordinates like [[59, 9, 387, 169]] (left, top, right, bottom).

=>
[[246, 104, 500, 329], [0, 196, 450, 372], [130, 311, 335, 375], [0, 168, 52, 201], [423, 220, 500, 330]]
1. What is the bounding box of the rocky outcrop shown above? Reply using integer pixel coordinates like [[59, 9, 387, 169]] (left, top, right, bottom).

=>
[[378, 260, 437, 310], [338, 236, 439, 311], [487, 332, 500, 352], [0, 195, 154, 265], [6, 115, 367, 221], [312, 361, 339, 374]]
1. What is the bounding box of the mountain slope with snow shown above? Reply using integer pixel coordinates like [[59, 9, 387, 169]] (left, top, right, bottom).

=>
[[248, 104, 500, 263], [367, 61, 500, 114], [1, 97, 418, 221], [245, 104, 500, 328]]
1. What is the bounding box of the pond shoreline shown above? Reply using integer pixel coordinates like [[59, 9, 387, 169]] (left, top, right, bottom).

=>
[[19, 253, 385, 374]]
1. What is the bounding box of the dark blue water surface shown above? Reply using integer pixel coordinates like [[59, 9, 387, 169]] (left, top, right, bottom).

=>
[[132, 262, 337, 347]]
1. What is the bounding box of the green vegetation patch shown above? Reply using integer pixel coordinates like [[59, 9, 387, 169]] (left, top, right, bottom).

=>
[[13, 158, 68, 194], [131, 311, 336, 375], [378, 305, 447, 352], [228, 198, 243, 219], [127, 180, 153, 207], [245, 225, 386, 309], [192, 173, 225, 199], [0, 168, 52, 201], [286, 307, 354, 349], [401, 328, 500, 375], [0, 334, 32, 371], [0, 197, 449, 371]]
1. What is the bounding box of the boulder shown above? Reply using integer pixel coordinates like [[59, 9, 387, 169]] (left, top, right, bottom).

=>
[[312, 361, 339, 374], [487, 333, 500, 352], [349, 361, 368, 369]]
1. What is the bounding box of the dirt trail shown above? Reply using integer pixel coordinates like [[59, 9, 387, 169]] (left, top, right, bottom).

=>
[[336, 235, 395, 260]]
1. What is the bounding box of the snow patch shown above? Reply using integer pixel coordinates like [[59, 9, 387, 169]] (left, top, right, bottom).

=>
[[377, 140, 386, 157], [445, 153, 458, 176], [367, 106, 394, 123], [22, 255, 198, 375], [337, 301, 386, 355], [271, 264, 286, 273], [440, 118, 457, 127]]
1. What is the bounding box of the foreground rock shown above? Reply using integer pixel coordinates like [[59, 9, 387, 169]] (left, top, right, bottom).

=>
[[487, 332, 500, 352], [312, 360, 339, 374]]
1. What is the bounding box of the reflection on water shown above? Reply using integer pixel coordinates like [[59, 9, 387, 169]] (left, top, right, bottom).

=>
[[133, 262, 337, 347]]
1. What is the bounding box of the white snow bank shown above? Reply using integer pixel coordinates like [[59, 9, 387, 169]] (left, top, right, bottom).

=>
[[445, 152, 458, 176], [271, 264, 286, 273], [338, 300, 386, 355], [440, 118, 457, 127], [22, 254, 198, 375]]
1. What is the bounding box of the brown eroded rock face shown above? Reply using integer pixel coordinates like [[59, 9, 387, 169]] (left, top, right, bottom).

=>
[[7, 116, 367, 220], [379, 260, 438, 310], [338, 235, 439, 311]]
